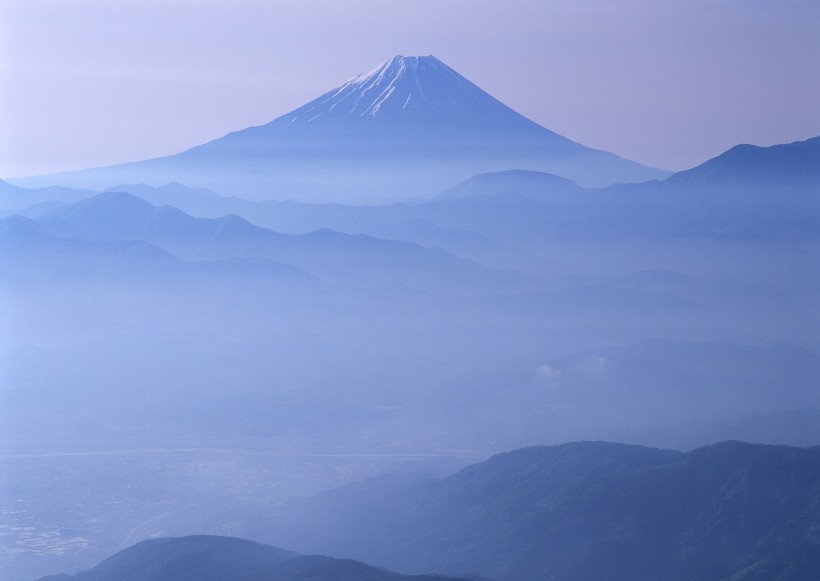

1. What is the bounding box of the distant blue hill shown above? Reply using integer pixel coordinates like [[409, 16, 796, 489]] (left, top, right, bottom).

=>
[[666, 135, 820, 190], [36, 535, 472, 581], [435, 169, 584, 200]]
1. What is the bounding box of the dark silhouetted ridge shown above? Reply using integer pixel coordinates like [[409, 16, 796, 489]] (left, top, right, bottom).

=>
[[259, 441, 820, 581], [36, 535, 471, 581]]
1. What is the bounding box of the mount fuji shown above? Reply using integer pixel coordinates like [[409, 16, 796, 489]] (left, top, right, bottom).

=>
[[17, 56, 669, 203]]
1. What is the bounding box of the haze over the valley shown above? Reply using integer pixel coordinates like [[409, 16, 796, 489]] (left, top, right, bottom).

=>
[[1, 2, 819, 581]]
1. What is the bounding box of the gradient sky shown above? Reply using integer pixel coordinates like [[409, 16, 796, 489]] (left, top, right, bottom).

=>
[[1, 0, 818, 178]]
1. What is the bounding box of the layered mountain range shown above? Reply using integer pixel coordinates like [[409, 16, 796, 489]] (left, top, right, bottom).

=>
[[13, 56, 668, 202], [254, 440, 820, 581], [36, 441, 820, 581], [2, 56, 819, 581]]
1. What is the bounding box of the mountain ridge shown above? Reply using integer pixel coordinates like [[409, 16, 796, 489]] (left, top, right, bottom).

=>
[[255, 440, 820, 581], [29, 191, 544, 294], [666, 135, 820, 189], [35, 535, 472, 581]]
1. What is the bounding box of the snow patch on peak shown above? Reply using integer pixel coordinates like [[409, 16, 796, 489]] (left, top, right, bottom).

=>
[[270, 54, 523, 128], [355, 55, 440, 81]]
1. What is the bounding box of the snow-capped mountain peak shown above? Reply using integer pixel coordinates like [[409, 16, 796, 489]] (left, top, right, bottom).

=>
[[281, 55, 515, 125], [16, 55, 671, 200]]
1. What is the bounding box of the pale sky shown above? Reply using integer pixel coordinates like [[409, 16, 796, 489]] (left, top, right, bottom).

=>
[[1, 0, 818, 178]]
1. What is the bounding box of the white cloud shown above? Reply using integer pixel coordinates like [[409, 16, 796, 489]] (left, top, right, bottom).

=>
[[536, 363, 561, 380]]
